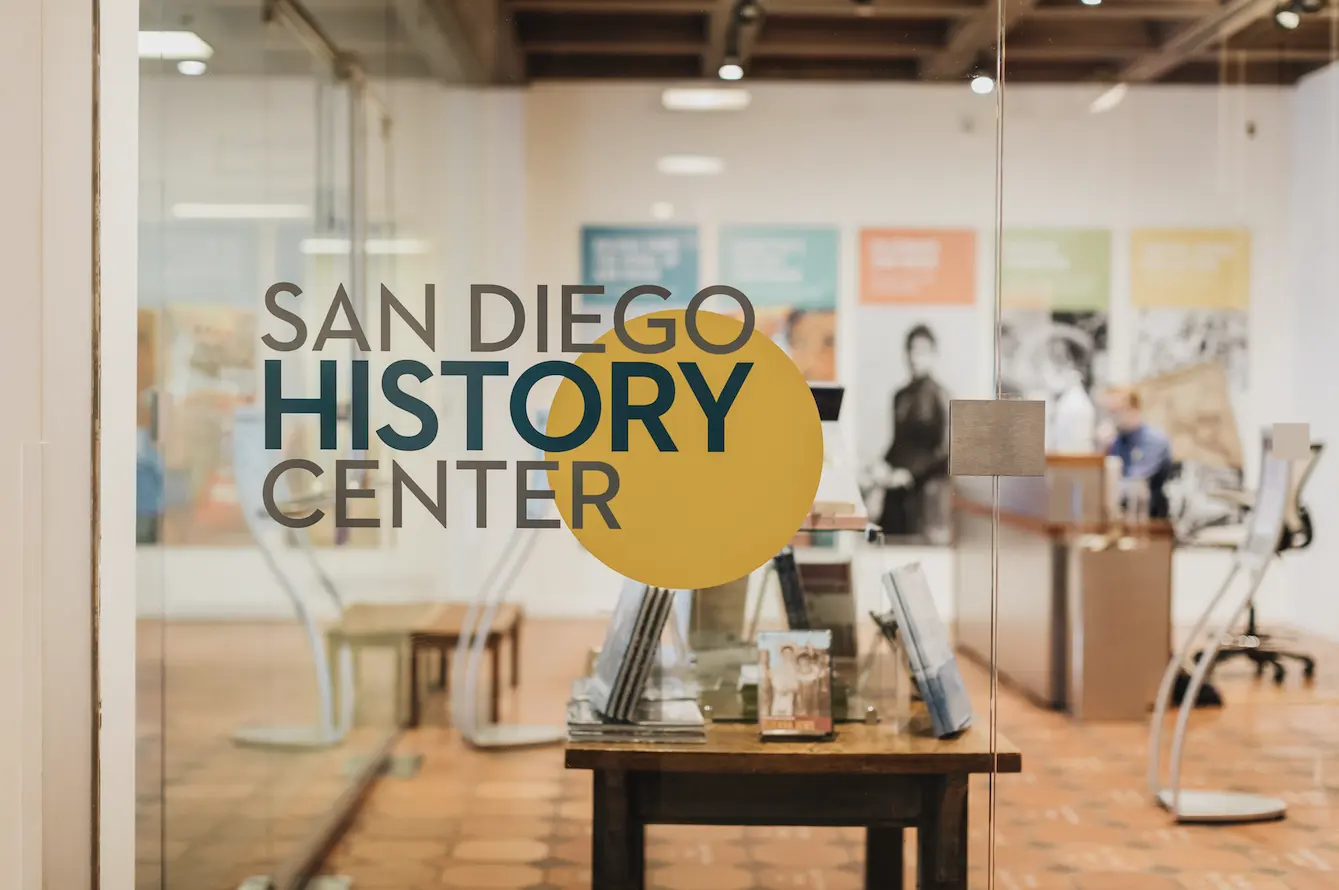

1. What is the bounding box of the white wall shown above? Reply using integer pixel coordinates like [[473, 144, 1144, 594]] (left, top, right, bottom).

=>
[[522, 80, 1297, 626], [1288, 62, 1339, 640]]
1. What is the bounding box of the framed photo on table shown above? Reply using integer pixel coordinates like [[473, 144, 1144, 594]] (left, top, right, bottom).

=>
[[757, 630, 835, 740]]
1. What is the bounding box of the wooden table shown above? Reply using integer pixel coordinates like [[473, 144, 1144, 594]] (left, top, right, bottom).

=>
[[565, 722, 1021, 890], [326, 602, 523, 728], [407, 603, 522, 728]]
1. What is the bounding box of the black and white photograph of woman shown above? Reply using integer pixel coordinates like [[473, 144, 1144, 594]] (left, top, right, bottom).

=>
[[865, 324, 951, 543], [856, 308, 977, 546]]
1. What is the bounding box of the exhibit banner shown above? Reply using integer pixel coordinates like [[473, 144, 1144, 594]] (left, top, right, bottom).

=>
[[1131, 228, 1251, 309], [1001, 229, 1111, 311], [718, 225, 839, 383], [580, 225, 699, 306], [858, 228, 976, 305], [718, 225, 839, 310], [854, 305, 976, 546]]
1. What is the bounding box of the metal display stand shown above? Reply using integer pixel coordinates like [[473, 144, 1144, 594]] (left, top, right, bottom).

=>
[[230, 405, 356, 750], [1147, 451, 1294, 823], [450, 527, 565, 749]]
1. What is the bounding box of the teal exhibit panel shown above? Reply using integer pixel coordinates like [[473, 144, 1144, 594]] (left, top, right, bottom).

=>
[[579, 225, 699, 306], [718, 224, 840, 311], [717, 224, 839, 384]]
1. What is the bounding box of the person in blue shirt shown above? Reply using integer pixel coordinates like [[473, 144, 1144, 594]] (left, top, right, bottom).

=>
[[1105, 387, 1173, 520]]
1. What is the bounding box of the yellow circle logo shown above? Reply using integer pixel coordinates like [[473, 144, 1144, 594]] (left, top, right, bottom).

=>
[[546, 309, 823, 590]]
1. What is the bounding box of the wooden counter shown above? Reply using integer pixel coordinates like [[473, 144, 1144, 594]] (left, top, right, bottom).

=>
[[953, 457, 1173, 721]]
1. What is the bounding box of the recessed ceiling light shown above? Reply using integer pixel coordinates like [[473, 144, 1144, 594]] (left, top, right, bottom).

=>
[[656, 155, 725, 176], [970, 74, 995, 95], [1089, 83, 1127, 114], [177, 60, 207, 76], [651, 202, 674, 220], [661, 88, 752, 112], [1081, 0, 1102, 6], [1274, 5, 1302, 27], [718, 61, 744, 81], [139, 30, 214, 60], [172, 203, 312, 220]]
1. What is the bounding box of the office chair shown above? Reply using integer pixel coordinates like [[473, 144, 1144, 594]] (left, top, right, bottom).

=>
[[1188, 440, 1322, 684]]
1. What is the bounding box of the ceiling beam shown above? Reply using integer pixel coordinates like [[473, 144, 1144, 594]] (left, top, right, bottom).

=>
[[1029, 2, 1215, 22], [1118, 0, 1277, 83], [508, 0, 977, 11], [455, 0, 525, 83], [702, 0, 763, 79], [762, 0, 980, 14], [394, 0, 479, 81], [921, 0, 1039, 80], [703, 0, 735, 76]]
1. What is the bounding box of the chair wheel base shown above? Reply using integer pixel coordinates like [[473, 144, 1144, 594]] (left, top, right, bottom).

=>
[[1157, 789, 1287, 824]]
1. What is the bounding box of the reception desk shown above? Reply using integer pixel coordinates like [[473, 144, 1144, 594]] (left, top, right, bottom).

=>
[[954, 456, 1173, 722]]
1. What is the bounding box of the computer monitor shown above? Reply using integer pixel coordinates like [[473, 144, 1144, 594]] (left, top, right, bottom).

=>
[[810, 384, 844, 422]]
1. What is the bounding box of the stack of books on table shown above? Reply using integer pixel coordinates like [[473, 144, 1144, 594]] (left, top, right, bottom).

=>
[[567, 582, 706, 743], [566, 684, 705, 744]]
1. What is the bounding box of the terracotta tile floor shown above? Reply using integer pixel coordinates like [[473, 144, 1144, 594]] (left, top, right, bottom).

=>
[[320, 619, 1339, 890], [137, 621, 399, 890]]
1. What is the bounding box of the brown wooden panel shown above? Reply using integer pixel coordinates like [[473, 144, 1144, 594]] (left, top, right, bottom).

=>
[[629, 771, 926, 824], [566, 721, 1023, 774]]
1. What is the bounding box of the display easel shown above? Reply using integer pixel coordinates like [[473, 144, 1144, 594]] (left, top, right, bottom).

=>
[[450, 526, 565, 749], [230, 405, 356, 750], [1148, 450, 1293, 823]]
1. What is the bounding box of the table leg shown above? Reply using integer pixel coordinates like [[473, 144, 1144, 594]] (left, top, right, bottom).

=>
[[439, 645, 450, 689], [916, 774, 969, 890], [592, 770, 644, 890], [408, 639, 421, 729], [490, 641, 501, 723], [865, 826, 904, 889], [510, 616, 522, 688]]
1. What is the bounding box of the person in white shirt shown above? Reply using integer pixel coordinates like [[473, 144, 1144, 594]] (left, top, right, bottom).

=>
[[1041, 336, 1097, 453]]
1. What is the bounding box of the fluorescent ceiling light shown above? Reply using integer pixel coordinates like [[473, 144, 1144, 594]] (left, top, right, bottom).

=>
[[1090, 83, 1128, 114], [1081, 0, 1102, 6], [657, 155, 725, 176], [300, 238, 429, 256], [139, 31, 214, 60], [661, 88, 752, 112], [177, 60, 207, 76], [172, 203, 312, 220]]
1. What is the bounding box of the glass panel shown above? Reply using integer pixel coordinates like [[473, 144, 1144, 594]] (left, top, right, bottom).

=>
[[988, 7, 1339, 890], [136, 1, 409, 887]]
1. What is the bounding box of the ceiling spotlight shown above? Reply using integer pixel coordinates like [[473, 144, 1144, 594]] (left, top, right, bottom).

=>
[[718, 57, 744, 81], [1298, 0, 1327, 12], [177, 59, 207, 76], [1274, 4, 1302, 28], [970, 74, 995, 95], [737, 0, 762, 22], [1081, 0, 1102, 5]]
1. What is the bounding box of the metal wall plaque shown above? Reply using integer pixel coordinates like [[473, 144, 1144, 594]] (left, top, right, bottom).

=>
[[948, 399, 1046, 477], [1271, 423, 1311, 461]]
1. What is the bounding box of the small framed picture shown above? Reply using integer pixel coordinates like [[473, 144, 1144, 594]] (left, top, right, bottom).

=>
[[757, 629, 835, 740]]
